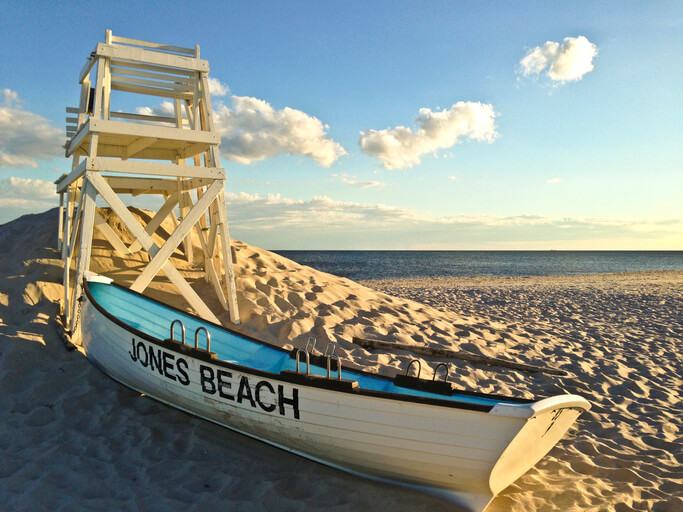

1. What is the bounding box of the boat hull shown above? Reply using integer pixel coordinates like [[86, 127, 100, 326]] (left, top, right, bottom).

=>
[[79, 284, 589, 511]]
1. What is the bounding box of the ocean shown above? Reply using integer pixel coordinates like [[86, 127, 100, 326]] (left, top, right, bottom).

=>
[[271, 251, 683, 281]]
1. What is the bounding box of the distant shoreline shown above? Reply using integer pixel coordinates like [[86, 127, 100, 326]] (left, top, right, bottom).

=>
[[361, 269, 683, 287]]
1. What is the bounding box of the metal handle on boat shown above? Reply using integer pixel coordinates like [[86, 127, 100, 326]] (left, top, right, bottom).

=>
[[296, 348, 310, 375], [324, 342, 337, 357], [305, 337, 316, 354], [170, 319, 186, 345], [327, 354, 342, 380], [433, 362, 450, 382], [195, 327, 211, 352], [406, 359, 422, 379]]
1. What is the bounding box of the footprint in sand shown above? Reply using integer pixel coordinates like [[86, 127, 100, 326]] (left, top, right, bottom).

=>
[[254, 280, 272, 296], [24, 405, 56, 427], [287, 292, 304, 308]]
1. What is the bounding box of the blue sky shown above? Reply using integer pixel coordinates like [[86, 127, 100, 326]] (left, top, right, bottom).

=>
[[1, 0, 681, 249]]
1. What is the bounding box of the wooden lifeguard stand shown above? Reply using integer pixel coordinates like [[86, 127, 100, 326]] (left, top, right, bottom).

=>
[[57, 29, 240, 337]]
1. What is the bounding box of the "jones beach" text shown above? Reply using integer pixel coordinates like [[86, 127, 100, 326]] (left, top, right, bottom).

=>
[[128, 338, 300, 419]]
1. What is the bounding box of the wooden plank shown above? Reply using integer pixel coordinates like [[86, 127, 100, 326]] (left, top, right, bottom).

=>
[[88, 172, 219, 323], [59, 185, 73, 316], [130, 180, 222, 291], [61, 180, 77, 261], [84, 143, 201, 161], [102, 57, 112, 121], [79, 54, 97, 84], [57, 193, 64, 251], [110, 81, 193, 100], [111, 74, 193, 92], [87, 157, 224, 179], [183, 99, 196, 130], [110, 59, 194, 77], [128, 192, 179, 253], [94, 211, 131, 254], [173, 99, 183, 128], [125, 137, 158, 159], [352, 337, 568, 376], [66, 107, 80, 114], [178, 142, 211, 160], [110, 35, 196, 56], [110, 65, 194, 85], [105, 176, 177, 191], [88, 132, 100, 159], [177, 179, 193, 263], [92, 57, 106, 120], [193, 220, 228, 310], [88, 119, 219, 144], [96, 43, 209, 72], [216, 192, 240, 324], [68, 178, 97, 332], [199, 74, 222, 169], [109, 111, 176, 124], [65, 118, 91, 158]]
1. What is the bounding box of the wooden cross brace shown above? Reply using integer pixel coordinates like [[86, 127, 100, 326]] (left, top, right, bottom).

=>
[[86, 171, 222, 323]]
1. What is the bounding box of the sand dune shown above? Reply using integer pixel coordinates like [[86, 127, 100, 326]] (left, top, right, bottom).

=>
[[1, 208, 681, 511]]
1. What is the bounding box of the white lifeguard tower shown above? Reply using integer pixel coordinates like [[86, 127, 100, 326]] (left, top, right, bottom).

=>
[[57, 30, 240, 336]]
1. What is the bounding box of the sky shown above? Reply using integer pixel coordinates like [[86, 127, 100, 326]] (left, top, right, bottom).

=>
[[0, 0, 681, 249]]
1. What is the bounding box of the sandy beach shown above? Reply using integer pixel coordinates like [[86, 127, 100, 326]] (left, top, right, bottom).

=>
[[1, 209, 681, 511]]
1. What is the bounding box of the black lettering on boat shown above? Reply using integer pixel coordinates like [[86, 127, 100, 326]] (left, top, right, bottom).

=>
[[278, 385, 300, 419], [129, 338, 137, 361], [149, 346, 163, 374], [255, 381, 276, 413], [217, 369, 234, 400], [162, 352, 177, 382], [200, 365, 216, 394], [176, 358, 190, 386], [136, 341, 149, 367], [237, 376, 256, 407]]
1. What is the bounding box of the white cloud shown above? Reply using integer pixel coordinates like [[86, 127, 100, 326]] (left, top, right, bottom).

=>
[[546, 177, 561, 184], [358, 102, 498, 169], [207, 77, 229, 96], [2, 89, 20, 106], [332, 173, 384, 188], [138, 88, 346, 167], [448, 175, 457, 181], [0, 90, 63, 168], [135, 101, 175, 117], [224, 192, 682, 249], [520, 36, 598, 84], [214, 96, 346, 167], [0, 177, 55, 203]]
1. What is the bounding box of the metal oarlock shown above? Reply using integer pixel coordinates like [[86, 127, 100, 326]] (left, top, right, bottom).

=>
[[194, 326, 211, 352], [406, 359, 422, 378], [433, 362, 450, 382], [327, 354, 342, 380], [325, 342, 342, 379], [170, 319, 186, 345], [296, 348, 311, 375]]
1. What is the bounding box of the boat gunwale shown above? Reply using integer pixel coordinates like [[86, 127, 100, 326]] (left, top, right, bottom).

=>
[[83, 279, 537, 412]]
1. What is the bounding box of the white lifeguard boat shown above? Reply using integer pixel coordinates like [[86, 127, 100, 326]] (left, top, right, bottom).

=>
[[78, 275, 590, 511]]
